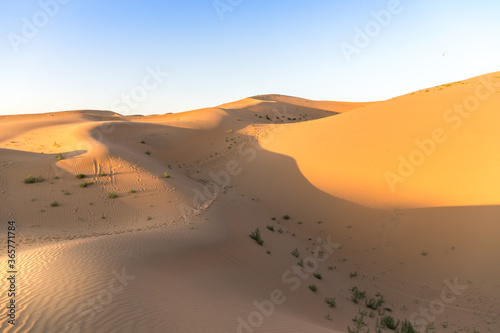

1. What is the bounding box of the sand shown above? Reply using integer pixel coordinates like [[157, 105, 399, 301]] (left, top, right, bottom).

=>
[[0, 74, 499, 332]]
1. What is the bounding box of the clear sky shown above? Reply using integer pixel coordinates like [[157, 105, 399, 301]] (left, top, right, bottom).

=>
[[1, 0, 499, 115]]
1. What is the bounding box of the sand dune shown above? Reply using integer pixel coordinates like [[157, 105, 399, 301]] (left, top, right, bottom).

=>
[[1, 73, 499, 332]]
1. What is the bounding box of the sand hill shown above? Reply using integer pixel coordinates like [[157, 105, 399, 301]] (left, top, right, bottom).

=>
[[0, 73, 499, 332]]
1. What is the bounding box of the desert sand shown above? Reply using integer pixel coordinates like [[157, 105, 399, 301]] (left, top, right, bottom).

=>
[[0, 72, 499, 332]]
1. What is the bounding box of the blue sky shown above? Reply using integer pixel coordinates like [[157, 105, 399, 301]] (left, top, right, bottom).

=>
[[1, 0, 499, 115]]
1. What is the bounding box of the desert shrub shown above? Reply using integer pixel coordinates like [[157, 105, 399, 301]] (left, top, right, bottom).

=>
[[309, 284, 318, 292], [163, 171, 170, 178], [50, 201, 59, 207], [351, 287, 366, 304], [350, 271, 358, 278], [56, 154, 64, 160], [283, 215, 290, 220], [145, 151, 151, 155], [266, 226, 274, 232], [129, 189, 136, 193], [79, 181, 94, 188], [24, 175, 44, 184], [399, 320, 417, 333], [365, 295, 384, 310], [249, 228, 263, 245], [325, 297, 336, 308], [314, 273, 322, 280], [76, 173, 85, 179], [108, 192, 118, 198], [291, 248, 300, 258], [380, 316, 399, 330]]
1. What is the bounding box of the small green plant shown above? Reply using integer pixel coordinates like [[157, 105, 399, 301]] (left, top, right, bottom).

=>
[[266, 225, 274, 232], [249, 228, 264, 245], [101, 215, 106, 219], [145, 151, 151, 155], [147, 216, 152, 220], [266, 250, 271, 255], [163, 171, 170, 178], [365, 296, 384, 310], [325, 314, 332, 321], [278, 228, 283, 234], [421, 251, 428, 256], [291, 248, 300, 258], [325, 297, 336, 308], [297, 259, 304, 267], [63, 190, 70, 195], [24, 175, 44, 184], [314, 273, 322, 280], [56, 154, 64, 160], [50, 201, 59, 207], [283, 215, 290, 220], [309, 284, 318, 292], [79, 181, 94, 188], [76, 173, 85, 179], [140, 140, 146, 144], [271, 217, 276, 220], [350, 271, 358, 278], [129, 189, 136, 193], [328, 265, 334, 270], [351, 287, 366, 304], [108, 192, 118, 198], [380, 316, 399, 330], [54, 175, 60, 179], [99, 171, 107, 177], [400, 320, 417, 333]]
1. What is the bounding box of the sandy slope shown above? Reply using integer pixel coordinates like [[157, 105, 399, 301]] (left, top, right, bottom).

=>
[[0, 80, 499, 332]]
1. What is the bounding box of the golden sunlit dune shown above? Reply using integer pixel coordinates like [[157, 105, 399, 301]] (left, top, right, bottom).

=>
[[0, 73, 499, 332]]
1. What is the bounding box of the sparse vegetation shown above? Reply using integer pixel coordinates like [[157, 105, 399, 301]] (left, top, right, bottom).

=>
[[421, 251, 428, 256], [325, 297, 336, 308], [283, 215, 290, 220], [108, 191, 118, 198], [309, 284, 318, 292], [350, 271, 358, 278], [76, 173, 85, 179], [365, 295, 385, 310], [129, 189, 136, 193], [400, 320, 417, 333], [249, 228, 264, 245], [351, 287, 366, 304], [314, 273, 322, 280], [54, 175, 60, 179], [145, 151, 151, 155], [147, 216, 152, 220], [380, 315, 399, 330], [297, 259, 304, 267], [266, 225, 274, 232], [50, 201, 59, 207], [99, 171, 107, 177], [24, 175, 44, 184], [163, 171, 170, 178], [79, 181, 94, 188], [291, 248, 300, 258], [56, 154, 64, 160], [140, 140, 146, 144], [266, 250, 271, 255]]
